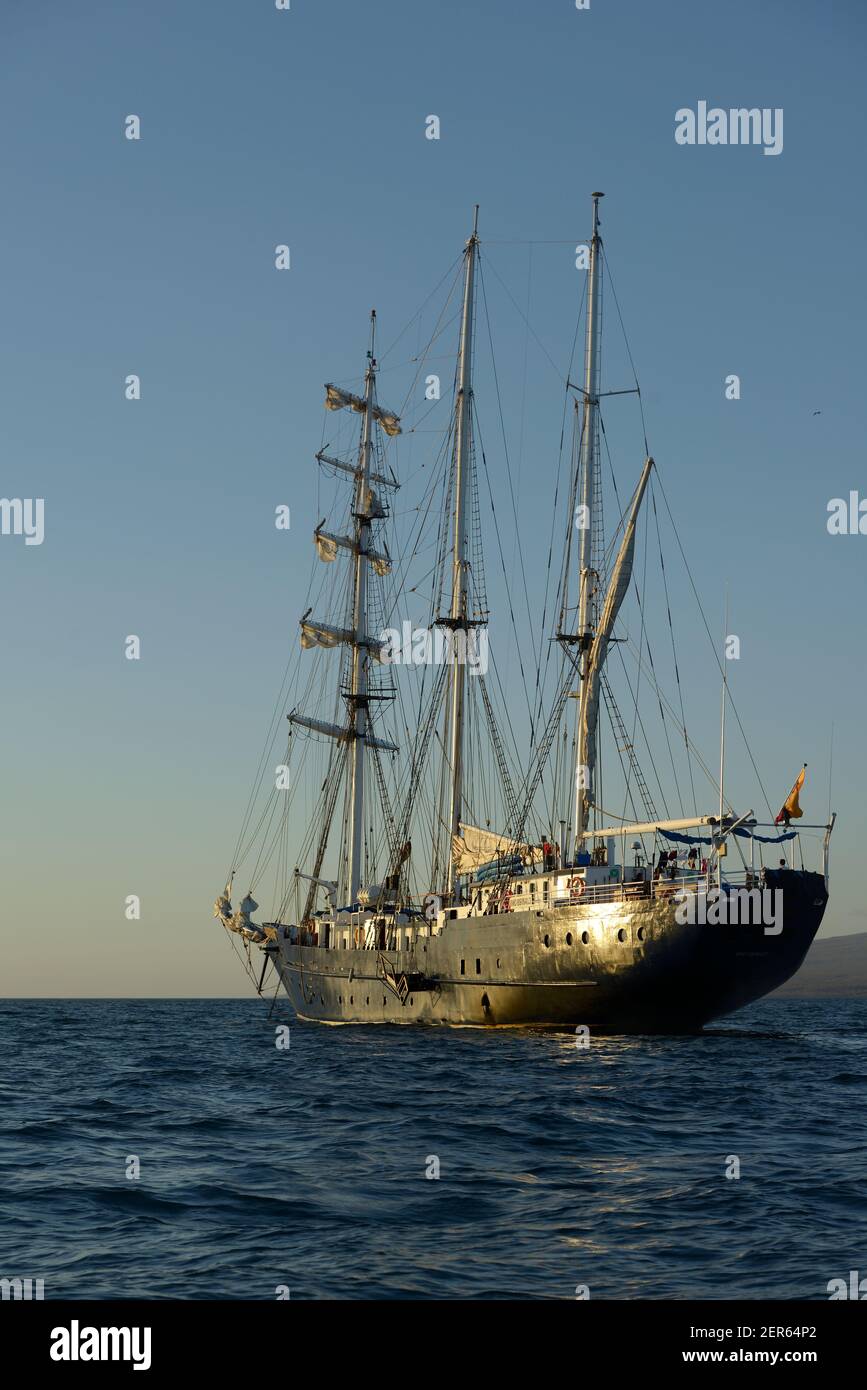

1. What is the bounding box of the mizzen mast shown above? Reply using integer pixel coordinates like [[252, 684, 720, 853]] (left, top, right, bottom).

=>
[[443, 207, 479, 902], [572, 192, 605, 848]]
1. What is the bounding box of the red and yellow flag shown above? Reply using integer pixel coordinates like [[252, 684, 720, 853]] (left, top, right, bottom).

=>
[[775, 765, 806, 824]]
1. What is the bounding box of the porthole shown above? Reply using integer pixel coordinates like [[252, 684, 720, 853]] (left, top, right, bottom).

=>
[[496, 957, 501, 969], [350, 994, 354, 1004], [617, 929, 627, 943], [637, 926, 645, 941], [409, 996, 414, 1006], [543, 934, 550, 948], [566, 932, 573, 946], [383, 996, 387, 1006], [366, 997, 370, 1005], [581, 931, 590, 945]]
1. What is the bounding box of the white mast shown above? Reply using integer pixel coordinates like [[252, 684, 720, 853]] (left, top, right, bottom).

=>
[[573, 192, 604, 847], [445, 207, 479, 902], [290, 323, 400, 922], [717, 588, 729, 888], [346, 310, 377, 903]]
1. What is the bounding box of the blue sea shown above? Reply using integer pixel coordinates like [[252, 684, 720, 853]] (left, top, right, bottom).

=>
[[1, 998, 865, 1300]]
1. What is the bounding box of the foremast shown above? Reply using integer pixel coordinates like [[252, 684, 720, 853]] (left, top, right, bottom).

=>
[[290, 312, 401, 913], [346, 314, 378, 903]]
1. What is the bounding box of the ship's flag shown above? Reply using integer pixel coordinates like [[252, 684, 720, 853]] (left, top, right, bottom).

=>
[[775, 764, 806, 825]]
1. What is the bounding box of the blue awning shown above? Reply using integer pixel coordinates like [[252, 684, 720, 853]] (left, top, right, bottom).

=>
[[658, 827, 796, 846]]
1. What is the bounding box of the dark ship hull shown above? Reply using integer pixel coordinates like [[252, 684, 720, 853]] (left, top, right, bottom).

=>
[[266, 869, 827, 1033]]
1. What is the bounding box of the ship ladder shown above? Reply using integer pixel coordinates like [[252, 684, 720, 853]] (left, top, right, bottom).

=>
[[377, 951, 410, 1005]]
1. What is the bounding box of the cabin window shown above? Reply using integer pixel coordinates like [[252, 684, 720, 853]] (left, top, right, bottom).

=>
[[475, 958, 481, 974], [460, 960, 466, 975]]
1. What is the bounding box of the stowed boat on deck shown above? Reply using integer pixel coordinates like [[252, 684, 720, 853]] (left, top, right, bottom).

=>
[[263, 839, 830, 1031]]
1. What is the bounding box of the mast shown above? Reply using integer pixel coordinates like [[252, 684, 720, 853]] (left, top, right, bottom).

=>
[[574, 192, 604, 846], [346, 311, 377, 904], [290, 317, 401, 919], [717, 589, 729, 888], [444, 207, 479, 901]]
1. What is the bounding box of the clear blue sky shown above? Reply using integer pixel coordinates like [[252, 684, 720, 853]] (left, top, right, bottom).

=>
[[2, 0, 866, 995]]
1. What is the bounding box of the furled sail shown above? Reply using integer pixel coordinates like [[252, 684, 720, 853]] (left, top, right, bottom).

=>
[[576, 457, 654, 833], [315, 532, 339, 563], [300, 619, 387, 659], [374, 407, 401, 437], [451, 822, 542, 875], [314, 527, 392, 574], [362, 487, 386, 520], [288, 711, 399, 754], [325, 383, 366, 414], [323, 385, 401, 436], [300, 620, 348, 650]]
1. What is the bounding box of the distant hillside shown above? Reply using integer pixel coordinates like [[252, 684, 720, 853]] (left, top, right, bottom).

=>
[[773, 932, 867, 998]]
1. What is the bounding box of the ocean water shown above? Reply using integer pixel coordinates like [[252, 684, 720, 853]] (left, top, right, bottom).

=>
[[1, 997, 865, 1300]]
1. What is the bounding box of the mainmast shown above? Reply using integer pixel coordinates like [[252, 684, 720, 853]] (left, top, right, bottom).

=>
[[346, 312, 378, 903], [444, 207, 479, 902], [573, 192, 605, 847]]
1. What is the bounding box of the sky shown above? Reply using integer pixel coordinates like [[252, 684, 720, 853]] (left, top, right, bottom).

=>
[[2, 0, 866, 996]]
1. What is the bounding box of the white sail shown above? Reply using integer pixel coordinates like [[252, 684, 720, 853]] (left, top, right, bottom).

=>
[[324, 385, 401, 436], [374, 406, 401, 437], [289, 711, 399, 754], [452, 823, 542, 874], [300, 619, 387, 658], [576, 456, 654, 831], [314, 532, 340, 563], [325, 383, 366, 414], [314, 528, 392, 574]]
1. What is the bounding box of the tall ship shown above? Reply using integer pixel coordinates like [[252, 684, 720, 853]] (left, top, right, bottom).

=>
[[215, 194, 834, 1031]]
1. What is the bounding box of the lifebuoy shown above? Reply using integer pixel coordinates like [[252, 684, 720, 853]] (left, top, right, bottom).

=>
[[569, 875, 585, 899], [501, 891, 512, 913]]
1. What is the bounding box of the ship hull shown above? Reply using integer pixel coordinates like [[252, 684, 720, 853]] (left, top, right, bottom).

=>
[[267, 870, 828, 1032]]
